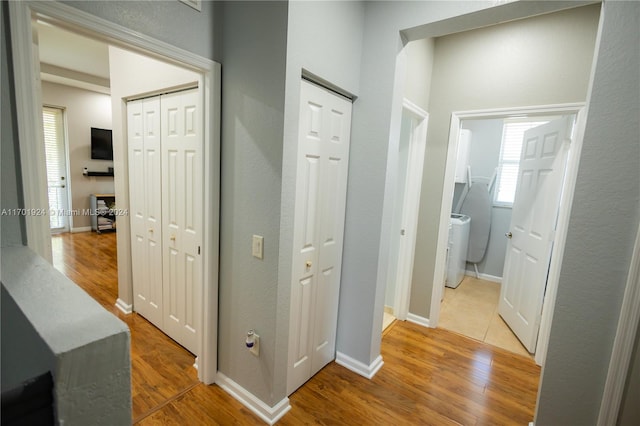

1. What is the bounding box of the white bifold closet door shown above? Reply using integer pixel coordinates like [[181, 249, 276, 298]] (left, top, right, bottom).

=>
[[287, 80, 353, 395], [127, 88, 202, 354]]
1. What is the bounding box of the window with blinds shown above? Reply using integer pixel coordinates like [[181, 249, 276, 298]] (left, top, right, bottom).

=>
[[43, 107, 67, 230], [494, 120, 549, 206]]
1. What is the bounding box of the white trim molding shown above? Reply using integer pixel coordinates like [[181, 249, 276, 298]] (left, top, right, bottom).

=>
[[406, 313, 431, 328], [71, 226, 92, 234], [335, 352, 384, 380], [597, 224, 640, 426], [115, 298, 132, 315], [216, 372, 291, 425], [464, 271, 503, 283]]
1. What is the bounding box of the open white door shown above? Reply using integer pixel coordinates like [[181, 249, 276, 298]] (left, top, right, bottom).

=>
[[499, 117, 573, 353], [287, 80, 352, 395]]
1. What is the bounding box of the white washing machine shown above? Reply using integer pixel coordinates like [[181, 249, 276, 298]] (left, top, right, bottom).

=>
[[446, 213, 471, 288]]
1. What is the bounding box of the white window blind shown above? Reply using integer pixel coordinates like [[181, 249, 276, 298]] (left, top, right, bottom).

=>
[[43, 107, 67, 229], [494, 120, 548, 206]]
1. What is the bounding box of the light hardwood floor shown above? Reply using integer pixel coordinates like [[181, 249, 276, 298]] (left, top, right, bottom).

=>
[[52, 231, 540, 425]]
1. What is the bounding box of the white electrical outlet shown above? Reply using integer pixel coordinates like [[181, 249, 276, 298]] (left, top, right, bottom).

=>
[[252, 235, 264, 259], [250, 333, 259, 356]]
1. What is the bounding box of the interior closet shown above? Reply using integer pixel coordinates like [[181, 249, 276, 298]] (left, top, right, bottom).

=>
[[127, 87, 203, 355]]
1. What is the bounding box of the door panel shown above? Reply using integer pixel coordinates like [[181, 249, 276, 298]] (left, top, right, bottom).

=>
[[161, 88, 202, 355], [288, 81, 352, 395], [499, 117, 573, 353], [128, 97, 164, 328]]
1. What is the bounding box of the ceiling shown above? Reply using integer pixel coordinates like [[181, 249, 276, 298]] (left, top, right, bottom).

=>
[[36, 20, 111, 93]]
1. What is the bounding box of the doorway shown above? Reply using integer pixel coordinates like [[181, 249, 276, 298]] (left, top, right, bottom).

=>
[[384, 99, 428, 329], [438, 113, 575, 356], [431, 105, 585, 364], [9, 1, 220, 383]]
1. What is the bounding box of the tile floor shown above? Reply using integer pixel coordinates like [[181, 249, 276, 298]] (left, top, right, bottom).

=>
[[439, 275, 532, 358], [382, 309, 395, 332]]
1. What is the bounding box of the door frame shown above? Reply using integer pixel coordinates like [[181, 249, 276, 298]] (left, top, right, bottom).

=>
[[393, 99, 429, 321], [429, 103, 586, 366], [9, 1, 220, 384]]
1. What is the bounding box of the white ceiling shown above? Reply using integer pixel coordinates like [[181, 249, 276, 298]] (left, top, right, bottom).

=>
[[36, 20, 110, 83]]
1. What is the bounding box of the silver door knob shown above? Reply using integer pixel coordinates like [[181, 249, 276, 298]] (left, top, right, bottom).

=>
[[505, 231, 513, 239]]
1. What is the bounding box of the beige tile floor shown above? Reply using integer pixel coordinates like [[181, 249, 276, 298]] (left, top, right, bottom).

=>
[[382, 307, 395, 332], [439, 276, 532, 358]]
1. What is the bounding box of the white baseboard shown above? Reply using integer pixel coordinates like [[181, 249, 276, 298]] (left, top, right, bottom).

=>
[[216, 371, 291, 425], [71, 226, 92, 233], [115, 298, 132, 314], [465, 271, 502, 283], [406, 312, 430, 328], [335, 352, 384, 380]]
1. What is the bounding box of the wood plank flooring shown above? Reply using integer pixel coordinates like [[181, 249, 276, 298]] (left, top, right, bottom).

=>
[[52, 231, 540, 425]]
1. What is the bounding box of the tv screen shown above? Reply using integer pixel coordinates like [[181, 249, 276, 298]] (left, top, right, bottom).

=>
[[91, 127, 113, 160]]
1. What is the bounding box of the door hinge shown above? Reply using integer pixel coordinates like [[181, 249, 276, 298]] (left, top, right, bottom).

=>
[[198, 246, 201, 255]]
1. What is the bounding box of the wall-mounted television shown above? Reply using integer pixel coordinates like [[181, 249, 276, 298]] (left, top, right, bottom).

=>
[[91, 127, 113, 160]]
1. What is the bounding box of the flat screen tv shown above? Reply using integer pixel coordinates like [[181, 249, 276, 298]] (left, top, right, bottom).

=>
[[91, 127, 113, 160]]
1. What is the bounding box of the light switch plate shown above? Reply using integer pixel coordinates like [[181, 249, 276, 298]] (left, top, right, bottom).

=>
[[252, 235, 263, 259]]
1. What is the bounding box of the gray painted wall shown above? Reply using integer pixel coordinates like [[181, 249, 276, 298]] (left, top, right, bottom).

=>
[[410, 4, 600, 318], [403, 38, 435, 113], [218, 1, 288, 406], [62, 0, 221, 62], [535, 2, 640, 424], [2, 247, 131, 425], [618, 317, 640, 425]]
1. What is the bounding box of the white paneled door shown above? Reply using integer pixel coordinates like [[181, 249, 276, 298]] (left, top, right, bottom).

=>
[[128, 89, 202, 355], [499, 117, 573, 353], [287, 80, 353, 395], [161, 89, 202, 354], [128, 97, 164, 328]]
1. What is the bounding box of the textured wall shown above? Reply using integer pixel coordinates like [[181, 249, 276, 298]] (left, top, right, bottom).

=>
[[218, 1, 288, 406], [1, 247, 131, 425], [536, 2, 640, 424], [1, 1, 26, 247]]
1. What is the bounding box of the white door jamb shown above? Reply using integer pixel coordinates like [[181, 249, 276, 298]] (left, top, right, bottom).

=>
[[393, 99, 428, 321], [597, 223, 640, 425]]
